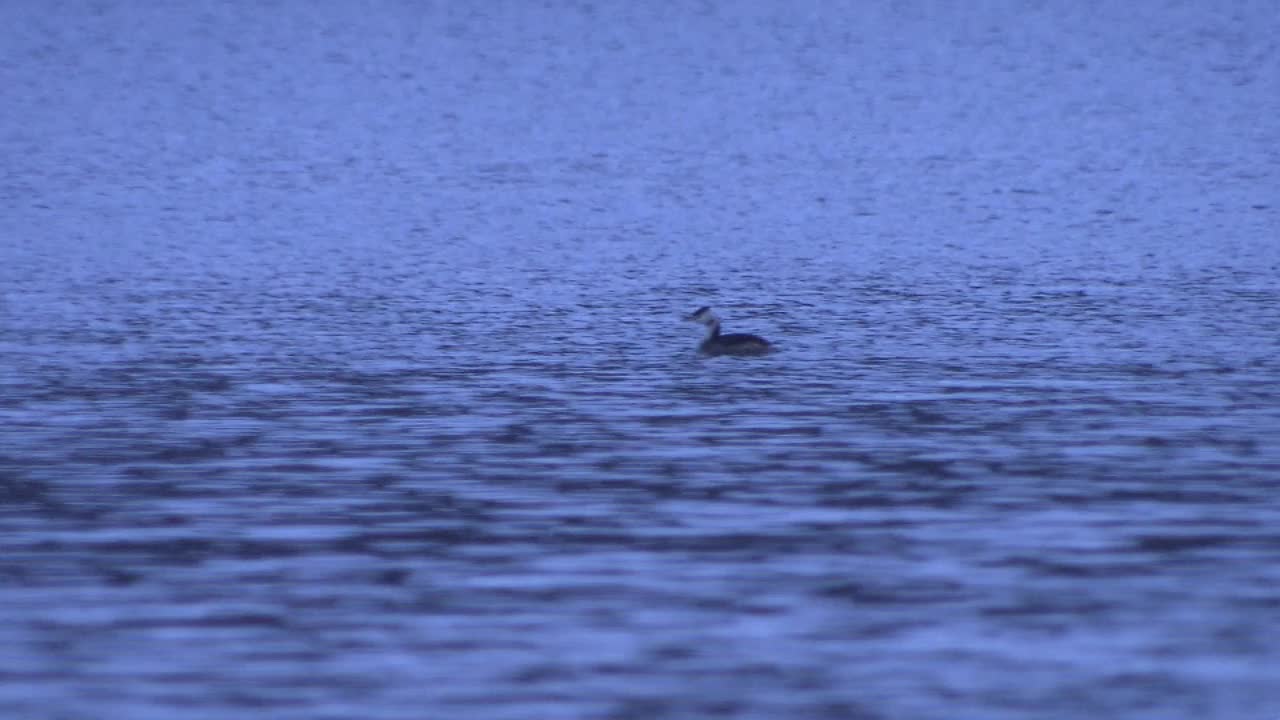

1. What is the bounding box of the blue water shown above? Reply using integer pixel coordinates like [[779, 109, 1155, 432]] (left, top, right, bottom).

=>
[[3, 1, 1279, 718]]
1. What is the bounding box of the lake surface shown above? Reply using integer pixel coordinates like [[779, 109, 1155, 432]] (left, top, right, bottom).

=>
[[2, 1, 1279, 718]]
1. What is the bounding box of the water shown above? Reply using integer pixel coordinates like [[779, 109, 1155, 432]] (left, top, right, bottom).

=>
[[3, 1, 1279, 718]]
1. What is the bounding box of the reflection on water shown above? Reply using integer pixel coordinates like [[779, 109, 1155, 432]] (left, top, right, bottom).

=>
[[3, 0, 1279, 718]]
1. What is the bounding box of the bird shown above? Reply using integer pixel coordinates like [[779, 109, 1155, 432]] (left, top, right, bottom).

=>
[[685, 306, 773, 356]]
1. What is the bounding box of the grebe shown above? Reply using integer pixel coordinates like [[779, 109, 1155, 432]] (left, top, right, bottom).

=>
[[685, 306, 773, 356]]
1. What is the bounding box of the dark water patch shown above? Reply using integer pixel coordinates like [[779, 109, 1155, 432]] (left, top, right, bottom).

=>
[[1131, 532, 1276, 555], [816, 578, 971, 605], [993, 555, 1158, 579]]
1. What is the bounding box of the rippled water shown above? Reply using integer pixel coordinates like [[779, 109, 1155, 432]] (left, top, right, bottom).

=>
[[3, 1, 1279, 718]]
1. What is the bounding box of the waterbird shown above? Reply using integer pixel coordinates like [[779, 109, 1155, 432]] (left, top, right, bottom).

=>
[[685, 306, 773, 356]]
